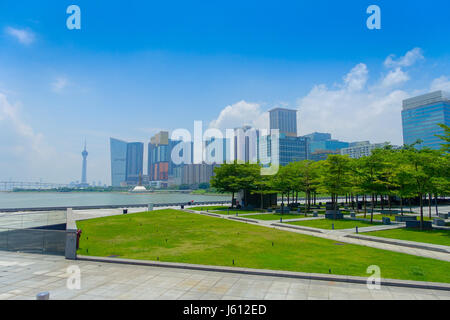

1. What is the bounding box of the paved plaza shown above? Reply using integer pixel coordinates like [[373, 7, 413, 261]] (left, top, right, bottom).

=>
[[0, 251, 449, 300]]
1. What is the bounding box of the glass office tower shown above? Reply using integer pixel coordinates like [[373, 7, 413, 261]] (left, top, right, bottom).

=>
[[125, 142, 144, 185], [269, 108, 298, 137], [402, 91, 450, 150], [110, 138, 128, 187]]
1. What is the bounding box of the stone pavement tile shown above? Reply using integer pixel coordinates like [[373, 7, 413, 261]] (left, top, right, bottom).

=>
[[0, 293, 15, 300], [72, 294, 105, 300], [285, 292, 308, 300], [437, 295, 450, 300], [359, 289, 387, 300], [178, 291, 204, 300], [431, 289, 450, 297], [208, 283, 234, 295], [241, 287, 267, 299], [413, 293, 439, 300], [390, 292, 416, 300], [200, 293, 225, 300], [7, 294, 35, 300], [221, 295, 247, 300], [225, 284, 250, 298], [264, 292, 287, 300], [157, 288, 187, 300], [267, 281, 291, 294], [176, 278, 202, 290]]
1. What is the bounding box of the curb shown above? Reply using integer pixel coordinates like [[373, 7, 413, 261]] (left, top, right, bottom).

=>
[[76, 255, 450, 292], [271, 223, 323, 234], [345, 234, 450, 254]]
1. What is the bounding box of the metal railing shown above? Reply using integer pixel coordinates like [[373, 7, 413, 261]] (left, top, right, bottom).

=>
[[0, 211, 67, 229]]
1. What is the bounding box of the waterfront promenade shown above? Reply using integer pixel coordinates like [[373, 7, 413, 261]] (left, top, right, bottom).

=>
[[1, 251, 449, 300]]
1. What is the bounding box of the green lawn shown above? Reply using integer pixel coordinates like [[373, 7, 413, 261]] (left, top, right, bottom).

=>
[[286, 218, 382, 230], [366, 228, 450, 247], [243, 213, 307, 220], [76, 209, 450, 283]]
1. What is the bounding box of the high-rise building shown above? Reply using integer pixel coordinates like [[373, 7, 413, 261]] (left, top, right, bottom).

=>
[[173, 163, 218, 187], [340, 141, 395, 159], [110, 138, 128, 187], [304, 132, 349, 153], [148, 131, 183, 183], [259, 134, 309, 166], [401, 91, 450, 150], [303, 132, 331, 142], [80, 141, 88, 186], [110, 138, 143, 187], [126, 142, 144, 185], [269, 108, 298, 137], [310, 149, 339, 162]]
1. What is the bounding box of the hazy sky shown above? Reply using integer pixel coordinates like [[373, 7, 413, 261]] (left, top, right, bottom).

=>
[[1, 1, 450, 184]]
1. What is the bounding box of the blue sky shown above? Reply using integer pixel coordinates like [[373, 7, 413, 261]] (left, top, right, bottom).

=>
[[0, 0, 449, 184]]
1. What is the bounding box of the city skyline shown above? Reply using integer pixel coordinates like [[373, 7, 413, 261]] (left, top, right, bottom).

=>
[[1, 1, 450, 183]]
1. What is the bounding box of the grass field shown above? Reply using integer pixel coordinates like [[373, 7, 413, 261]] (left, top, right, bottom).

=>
[[286, 218, 383, 230], [76, 209, 450, 283], [366, 228, 450, 247]]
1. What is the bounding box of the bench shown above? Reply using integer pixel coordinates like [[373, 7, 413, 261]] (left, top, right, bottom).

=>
[[433, 219, 446, 226], [438, 213, 448, 219], [382, 217, 391, 225], [325, 210, 343, 220], [395, 216, 417, 222], [405, 220, 433, 230]]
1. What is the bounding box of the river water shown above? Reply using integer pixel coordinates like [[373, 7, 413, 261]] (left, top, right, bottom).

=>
[[0, 192, 230, 209]]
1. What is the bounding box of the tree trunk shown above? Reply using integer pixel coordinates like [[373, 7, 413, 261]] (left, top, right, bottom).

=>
[[409, 198, 412, 213], [419, 193, 424, 231], [381, 195, 384, 210], [434, 193, 438, 216], [355, 194, 359, 213], [370, 193, 374, 223], [231, 191, 235, 208], [428, 193, 432, 219], [388, 195, 391, 213], [363, 195, 367, 218], [400, 197, 403, 216]]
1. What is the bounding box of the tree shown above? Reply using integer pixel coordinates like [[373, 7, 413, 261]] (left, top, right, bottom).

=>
[[436, 123, 450, 153], [210, 162, 243, 208], [320, 155, 352, 211], [359, 151, 386, 223]]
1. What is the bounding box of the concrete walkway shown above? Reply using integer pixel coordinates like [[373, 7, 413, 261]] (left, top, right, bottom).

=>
[[0, 251, 448, 300]]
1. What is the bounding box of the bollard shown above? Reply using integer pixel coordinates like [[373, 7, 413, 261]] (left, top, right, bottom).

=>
[[332, 223, 334, 230], [356, 226, 358, 234], [36, 292, 50, 300], [280, 217, 282, 223]]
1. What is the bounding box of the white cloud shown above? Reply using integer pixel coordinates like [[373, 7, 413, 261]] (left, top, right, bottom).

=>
[[381, 68, 410, 88], [384, 47, 424, 68], [430, 76, 450, 92], [342, 63, 368, 91], [209, 100, 269, 131], [51, 77, 69, 92], [5, 26, 35, 45], [0, 93, 44, 153]]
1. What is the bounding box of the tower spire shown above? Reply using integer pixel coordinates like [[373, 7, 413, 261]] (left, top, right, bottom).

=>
[[81, 139, 88, 186]]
